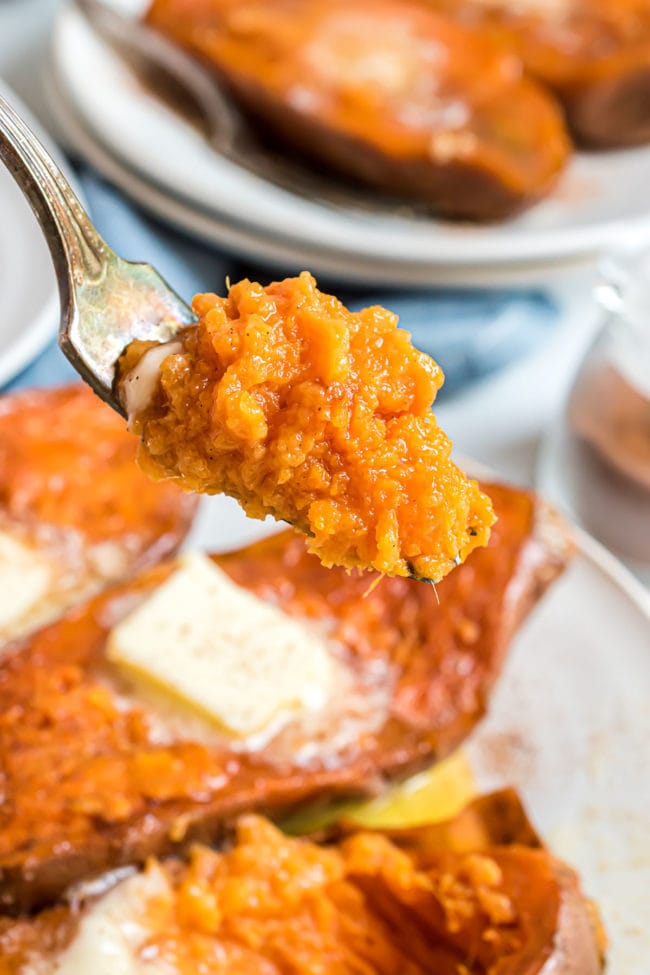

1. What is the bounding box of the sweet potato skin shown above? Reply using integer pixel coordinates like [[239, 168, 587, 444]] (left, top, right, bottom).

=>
[[552, 61, 650, 149], [145, 0, 570, 219], [340, 791, 605, 975], [0, 483, 572, 913], [501, 0, 650, 148]]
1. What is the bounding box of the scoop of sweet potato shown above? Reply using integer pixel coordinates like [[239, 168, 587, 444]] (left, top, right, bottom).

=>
[[121, 273, 495, 582], [145, 0, 570, 219], [0, 791, 605, 975], [0, 482, 572, 913]]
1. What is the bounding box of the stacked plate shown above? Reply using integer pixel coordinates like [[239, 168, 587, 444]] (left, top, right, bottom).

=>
[[47, 0, 650, 287], [0, 82, 61, 387]]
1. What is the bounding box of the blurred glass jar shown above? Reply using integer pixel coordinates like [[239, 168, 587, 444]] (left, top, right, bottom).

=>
[[564, 248, 650, 578]]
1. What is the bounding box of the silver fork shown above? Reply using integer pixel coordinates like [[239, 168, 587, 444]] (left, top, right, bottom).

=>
[[0, 92, 194, 417]]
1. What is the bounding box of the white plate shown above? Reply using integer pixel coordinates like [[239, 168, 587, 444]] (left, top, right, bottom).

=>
[[45, 74, 597, 288], [0, 83, 59, 387], [537, 419, 650, 587], [50, 1, 650, 284], [466, 528, 650, 975], [186, 492, 650, 975]]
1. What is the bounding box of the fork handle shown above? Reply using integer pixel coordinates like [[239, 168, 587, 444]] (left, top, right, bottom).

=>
[[0, 93, 111, 321]]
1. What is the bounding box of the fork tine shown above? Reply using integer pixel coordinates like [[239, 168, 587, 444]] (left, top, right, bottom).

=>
[[0, 92, 194, 414]]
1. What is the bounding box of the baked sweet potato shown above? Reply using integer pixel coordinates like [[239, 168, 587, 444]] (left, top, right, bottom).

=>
[[432, 0, 650, 148], [0, 791, 605, 974], [0, 482, 572, 913], [145, 0, 571, 219], [0, 385, 197, 644]]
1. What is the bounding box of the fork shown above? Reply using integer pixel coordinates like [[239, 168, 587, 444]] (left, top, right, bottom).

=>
[[0, 94, 444, 584], [0, 92, 194, 417]]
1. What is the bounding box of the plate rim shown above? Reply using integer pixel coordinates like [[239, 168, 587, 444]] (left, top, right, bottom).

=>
[[570, 522, 650, 617], [465, 452, 650, 614], [50, 3, 650, 272], [45, 63, 607, 289], [0, 81, 60, 388]]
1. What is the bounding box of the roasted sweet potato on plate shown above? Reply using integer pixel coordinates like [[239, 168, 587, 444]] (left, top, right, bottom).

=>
[[430, 0, 650, 148], [144, 0, 571, 220], [0, 790, 605, 974], [0, 385, 197, 644], [0, 481, 571, 912]]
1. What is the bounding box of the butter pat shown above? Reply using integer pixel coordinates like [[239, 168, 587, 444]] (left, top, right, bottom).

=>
[[107, 553, 334, 737], [54, 865, 172, 975], [0, 531, 52, 630]]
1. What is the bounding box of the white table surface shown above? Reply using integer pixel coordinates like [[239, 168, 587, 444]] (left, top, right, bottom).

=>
[[0, 0, 603, 487]]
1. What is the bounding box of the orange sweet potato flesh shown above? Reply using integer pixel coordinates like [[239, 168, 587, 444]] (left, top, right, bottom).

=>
[[0, 385, 197, 638], [0, 482, 571, 913], [429, 0, 650, 148], [120, 274, 495, 582], [144, 0, 571, 219], [0, 793, 605, 974]]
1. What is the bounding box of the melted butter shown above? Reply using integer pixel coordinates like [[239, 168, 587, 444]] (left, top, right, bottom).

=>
[[305, 13, 436, 95], [121, 342, 182, 426], [107, 554, 338, 739], [102, 554, 393, 768], [108, 640, 392, 770], [473, 0, 570, 16], [0, 531, 52, 631], [301, 9, 454, 120], [53, 865, 172, 975], [0, 524, 98, 648]]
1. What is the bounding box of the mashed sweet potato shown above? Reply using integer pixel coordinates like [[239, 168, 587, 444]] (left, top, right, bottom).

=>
[[119, 273, 494, 581], [147, 818, 547, 973]]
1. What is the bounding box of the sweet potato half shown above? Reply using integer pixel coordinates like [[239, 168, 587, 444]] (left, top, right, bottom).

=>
[[145, 0, 571, 219], [0, 385, 197, 643], [0, 482, 571, 912], [431, 0, 650, 148], [0, 790, 605, 974]]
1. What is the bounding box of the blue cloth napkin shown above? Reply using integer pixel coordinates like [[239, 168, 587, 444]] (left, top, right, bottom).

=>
[[7, 169, 560, 395]]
